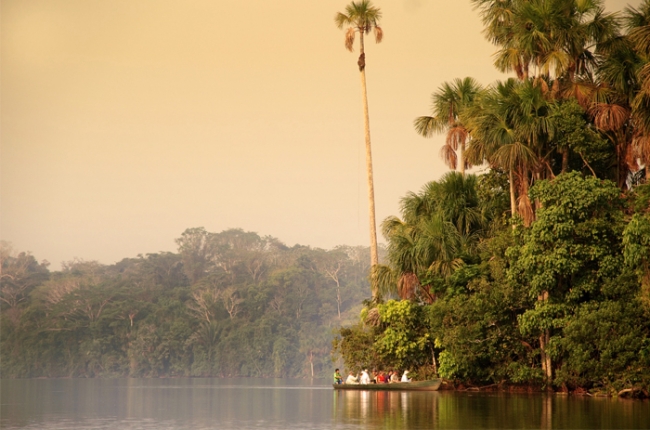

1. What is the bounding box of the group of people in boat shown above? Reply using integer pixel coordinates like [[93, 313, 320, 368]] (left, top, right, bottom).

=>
[[333, 368, 411, 385]]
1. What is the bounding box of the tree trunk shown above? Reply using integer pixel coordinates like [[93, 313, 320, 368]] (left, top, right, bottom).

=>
[[538, 290, 552, 383], [509, 169, 517, 229], [460, 140, 466, 177], [358, 32, 379, 295], [336, 282, 342, 320], [539, 330, 552, 382], [431, 346, 438, 375], [561, 147, 569, 173]]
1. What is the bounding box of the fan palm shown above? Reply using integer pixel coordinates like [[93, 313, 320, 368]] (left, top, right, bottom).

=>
[[414, 78, 483, 176], [466, 79, 547, 226], [378, 172, 486, 300], [335, 1, 383, 295], [473, 0, 618, 83]]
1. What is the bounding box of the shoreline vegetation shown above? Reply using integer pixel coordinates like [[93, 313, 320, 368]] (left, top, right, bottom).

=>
[[330, 0, 650, 399], [2, 0, 650, 401]]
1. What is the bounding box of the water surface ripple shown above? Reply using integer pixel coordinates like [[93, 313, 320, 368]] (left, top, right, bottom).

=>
[[1, 378, 648, 429]]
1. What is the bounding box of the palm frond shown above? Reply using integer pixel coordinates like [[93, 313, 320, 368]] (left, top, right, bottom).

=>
[[428, 258, 465, 279], [414, 115, 445, 137], [345, 27, 356, 52], [591, 103, 629, 131], [629, 23, 650, 56], [541, 49, 571, 79], [374, 264, 398, 299], [493, 141, 537, 172], [374, 26, 383, 43], [397, 272, 419, 300], [364, 306, 381, 326], [334, 12, 352, 29], [447, 125, 468, 151], [381, 215, 406, 240], [440, 144, 458, 170]]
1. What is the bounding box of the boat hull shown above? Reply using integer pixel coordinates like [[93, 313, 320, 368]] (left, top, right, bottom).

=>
[[333, 379, 441, 391]]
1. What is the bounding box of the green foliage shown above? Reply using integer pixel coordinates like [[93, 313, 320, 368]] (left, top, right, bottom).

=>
[[556, 298, 650, 391], [623, 213, 650, 310], [623, 214, 650, 269], [505, 172, 650, 389], [549, 100, 613, 177], [335, 169, 650, 393], [375, 300, 431, 368], [332, 324, 378, 372], [0, 230, 371, 378], [429, 274, 537, 384], [509, 172, 624, 300], [629, 183, 650, 214]]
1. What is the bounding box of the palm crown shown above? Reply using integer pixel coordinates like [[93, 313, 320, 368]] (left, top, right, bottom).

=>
[[335, 0, 383, 63]]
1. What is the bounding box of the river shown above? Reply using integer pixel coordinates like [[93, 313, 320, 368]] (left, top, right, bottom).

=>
[[1, 378, 647, 429]]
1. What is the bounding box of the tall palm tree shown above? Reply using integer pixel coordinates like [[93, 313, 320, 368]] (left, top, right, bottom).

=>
[[414, 78, 483, 176], [335, 1, 383, 295], [466, 79, 545, 226]]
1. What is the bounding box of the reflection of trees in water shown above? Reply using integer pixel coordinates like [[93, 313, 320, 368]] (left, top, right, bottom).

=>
[[541, 395, 552, 430], [334, 390, 441, 428], [333, 391, 648, 429]]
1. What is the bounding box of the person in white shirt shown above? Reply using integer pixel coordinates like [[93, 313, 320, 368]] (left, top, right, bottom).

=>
[[401, 370, 411, 382], [345, 372, 359, 384], [360, 369, 371, 384]]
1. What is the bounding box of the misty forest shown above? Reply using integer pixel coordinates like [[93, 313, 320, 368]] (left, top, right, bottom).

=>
[[0, 230, 372, 379], [3, 0, 650, 397]]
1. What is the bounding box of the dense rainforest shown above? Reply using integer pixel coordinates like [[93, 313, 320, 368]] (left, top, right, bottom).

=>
[[334, 0, 650, 396], [3, 0, 650, 397], [0, 230, 371, 378]]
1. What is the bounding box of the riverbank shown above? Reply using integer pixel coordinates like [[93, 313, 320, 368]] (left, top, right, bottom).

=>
[[439, 381, 649, 399]]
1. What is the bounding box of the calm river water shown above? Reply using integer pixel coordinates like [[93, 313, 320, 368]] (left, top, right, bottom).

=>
[[1, 378, 648, 429]]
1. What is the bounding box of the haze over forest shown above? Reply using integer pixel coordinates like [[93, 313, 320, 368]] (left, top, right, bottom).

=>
[[1, 0, 637, 268]]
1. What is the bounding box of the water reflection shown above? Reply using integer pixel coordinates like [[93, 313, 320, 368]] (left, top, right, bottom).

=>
[[2, 379, 648, 429], [332, 389, 649, 429]]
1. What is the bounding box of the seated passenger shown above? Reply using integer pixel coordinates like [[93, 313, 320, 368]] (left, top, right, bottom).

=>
[[345, 372, 359, 384], [334, 368, 343, 384], [360, 369, 371, 385], [401, 370, 411, 383]]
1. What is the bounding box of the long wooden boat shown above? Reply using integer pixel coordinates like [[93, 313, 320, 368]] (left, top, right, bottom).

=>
[[333, 379, 441, 391]]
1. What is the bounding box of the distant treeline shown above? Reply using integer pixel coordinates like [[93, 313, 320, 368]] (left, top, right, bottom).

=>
[[0, 229, 371, 378]]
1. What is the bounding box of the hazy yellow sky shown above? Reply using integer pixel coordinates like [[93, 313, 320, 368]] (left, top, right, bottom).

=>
[[1, 0, 640, 267]]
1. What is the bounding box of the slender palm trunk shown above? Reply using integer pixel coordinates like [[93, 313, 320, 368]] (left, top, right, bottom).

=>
[[358, 32, 379, 295], [538, 290, 552, 383], [561, 147, 569, 173], [459, 141, 466, 177], [509, 169, 517, 229]]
